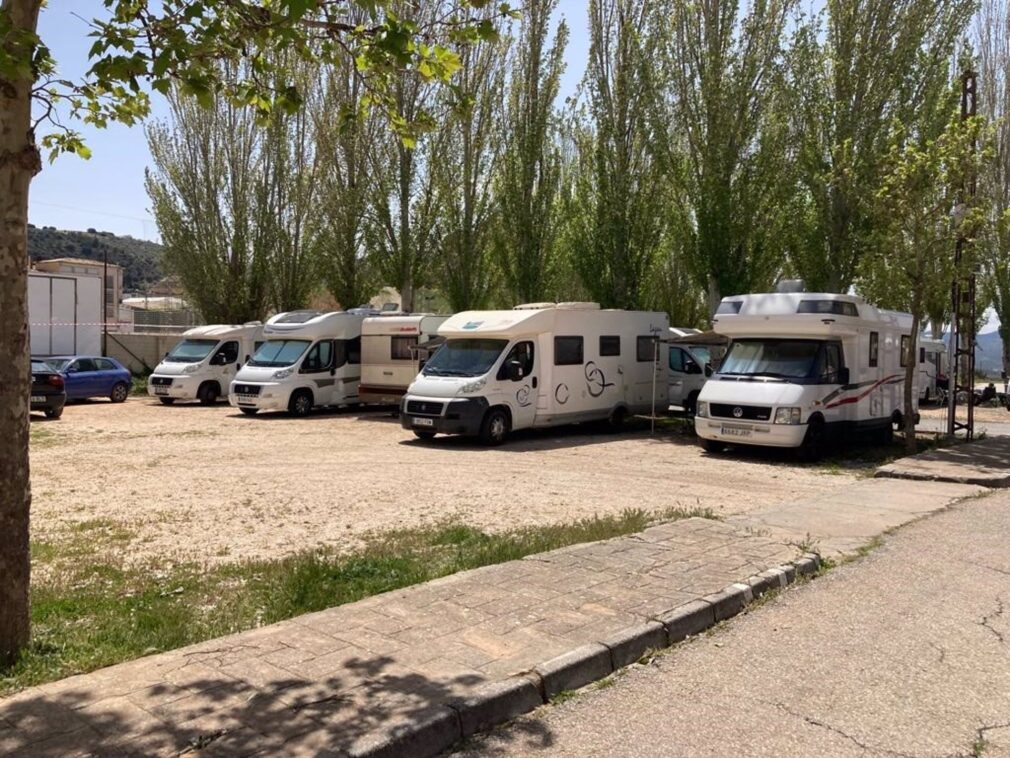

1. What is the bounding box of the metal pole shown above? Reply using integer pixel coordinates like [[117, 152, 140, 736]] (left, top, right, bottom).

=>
[[102, 248, 108, 356], [651, 338, 658, 434]]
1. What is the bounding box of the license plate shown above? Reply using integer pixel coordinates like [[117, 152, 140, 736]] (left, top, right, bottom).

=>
[[30, 395, 45, 403], [721, 426, 752, 438], [413, 417, 434, 427], [153, 386, 169, 395]]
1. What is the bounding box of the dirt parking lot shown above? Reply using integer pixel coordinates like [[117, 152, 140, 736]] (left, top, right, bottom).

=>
[[29, 399, 859, 565]]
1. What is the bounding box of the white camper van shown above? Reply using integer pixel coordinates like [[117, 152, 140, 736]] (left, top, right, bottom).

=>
[[694, 292, 914, 458], [667, 327, 719, 414], [918, 336, 947, 404], [228, 310, 364, 416], [148, 322, 263, 405], [359, 314, 449, 404], [400, 303, 669, 445]]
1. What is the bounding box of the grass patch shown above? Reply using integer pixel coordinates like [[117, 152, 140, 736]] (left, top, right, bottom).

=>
[[29, 426, 60, 449], [2, 506, 711, 696], [130, 373, 150, 396]]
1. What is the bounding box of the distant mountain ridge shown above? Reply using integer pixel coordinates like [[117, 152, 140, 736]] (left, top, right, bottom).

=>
[[28, 225, 164, 292]]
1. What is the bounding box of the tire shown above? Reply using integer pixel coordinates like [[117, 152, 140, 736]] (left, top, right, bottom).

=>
[[45, 407, 63, 420], [685, 391, 699, 416], [198, 382, 220, 406], [288, 390, 314, 417], [700, 438, 725, 454], [799, 418, 826, 463], [607, 406, 627, 431], [479, 408, 510, 446], [110, 382, 129, 403], [413, 430, 436, 441], [239, 407, 259, 416], [158, 397, 175, 406]]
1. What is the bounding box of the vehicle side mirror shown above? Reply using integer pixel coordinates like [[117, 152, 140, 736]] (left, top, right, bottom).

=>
[[507, 359, 524, 381], [704, 364, 713, 378], [838, 367, 850, 385]]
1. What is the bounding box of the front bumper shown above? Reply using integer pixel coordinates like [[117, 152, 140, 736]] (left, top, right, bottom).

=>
[[148, 374, 201, 400], [400, 396, 489, 436], [228, 382, 290, 412], [694, 417, 808, 448]]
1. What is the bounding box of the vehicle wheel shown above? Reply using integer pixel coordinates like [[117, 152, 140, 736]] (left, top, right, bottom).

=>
[[45, 407, 63, 420], [413, 430, 436, 441], [480, 408, 510, 446], [110, 382, 129, 403], [799, 418, 826, 462], [288, 390, 314, 417], [685, 391, 699, 416], [239, 407, 259, 416], [700, 438, 725, 454], [607, 406, 627, 431], [158, 397, 176, 406], [198, 382, 220, 406]]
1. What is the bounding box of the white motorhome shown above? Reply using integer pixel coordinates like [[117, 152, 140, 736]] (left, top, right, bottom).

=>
[[667, 327, 722, 414], [917, 336, 947, 404], [359, 314, 449, 404], [695, 292, 914, 458], [228, 310, 364, 416], [148, 322, 263, 405], [400, 303, 669, 444]]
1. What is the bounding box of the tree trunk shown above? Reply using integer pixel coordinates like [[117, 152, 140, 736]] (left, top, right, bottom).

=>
[[0, 0, 42, 667], [706, 275, 721, 318], [904, 312, 920, 454]]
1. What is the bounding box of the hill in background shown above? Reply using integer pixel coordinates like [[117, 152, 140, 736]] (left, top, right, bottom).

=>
[[28, 225, 165, 292]]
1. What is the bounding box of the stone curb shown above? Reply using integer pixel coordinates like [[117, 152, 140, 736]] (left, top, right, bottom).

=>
[[875, 468, 1010, 488], [358, 552, 821, 757]]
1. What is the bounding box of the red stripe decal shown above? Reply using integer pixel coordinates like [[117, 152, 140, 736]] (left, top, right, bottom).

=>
[[824, 375, 903, 409]]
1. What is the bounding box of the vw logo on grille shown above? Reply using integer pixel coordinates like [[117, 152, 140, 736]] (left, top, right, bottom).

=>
[[732, 406, 744, 418]]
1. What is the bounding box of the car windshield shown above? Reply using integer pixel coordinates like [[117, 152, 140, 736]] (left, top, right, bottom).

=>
[[248, 339, 311, 368], [44, 359, 70, 370], [688, 346, 712, 365], [718, 339, 821, 379], [422, 339, 508, 378], [165, 339, 218, 363]]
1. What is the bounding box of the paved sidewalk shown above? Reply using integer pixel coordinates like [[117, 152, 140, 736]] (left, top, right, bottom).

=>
[[877, 436, 1010, 487], [0, 518, 798, 757]]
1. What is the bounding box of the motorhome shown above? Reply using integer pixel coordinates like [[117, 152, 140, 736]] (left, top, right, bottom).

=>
[[666, 327, 725, 414], [228, 311, 364, 416], [694, 292, 914, 458], [148, 322, 263, 405], [918, 336, 947, 404], [400, 303, 669, 444], [359, 314, 449, 404]]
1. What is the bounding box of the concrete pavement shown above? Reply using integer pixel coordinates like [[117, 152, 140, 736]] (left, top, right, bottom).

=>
[[463, 487, 1010, 757], [877, 436, 1010, 487]]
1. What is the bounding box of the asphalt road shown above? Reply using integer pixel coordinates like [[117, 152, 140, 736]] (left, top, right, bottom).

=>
[[461, 488, 1010, 757]]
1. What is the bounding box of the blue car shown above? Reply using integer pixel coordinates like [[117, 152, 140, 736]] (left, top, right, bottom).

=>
[[42, 355, 133, 403]]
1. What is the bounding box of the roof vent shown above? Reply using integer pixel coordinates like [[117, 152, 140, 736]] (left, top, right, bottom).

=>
[[775, 279, 806, 293]]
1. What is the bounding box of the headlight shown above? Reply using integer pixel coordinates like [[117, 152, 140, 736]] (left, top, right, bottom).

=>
[[182, 365, 200, 374], [774, 407, 802, 424], [272, 368, 294, 379], [696, 401, 708, 418], [461, 377, 487, 394]]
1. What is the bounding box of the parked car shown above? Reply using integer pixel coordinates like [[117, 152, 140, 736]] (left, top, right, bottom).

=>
[[42, 356, 132, 403], [30, 359, 67, 419]]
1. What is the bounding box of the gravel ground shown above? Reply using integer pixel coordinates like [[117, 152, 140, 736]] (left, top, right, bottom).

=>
[[28, 399, 857, 565]]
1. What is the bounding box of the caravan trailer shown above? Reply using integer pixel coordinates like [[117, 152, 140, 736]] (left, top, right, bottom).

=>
[[400, 303, 669, 445], [359, 314, 449, 404], [695, 292, 914, 458], [918, 336, 947, 404], [148, 322, 263, 405], [228, 311, 364, 416]]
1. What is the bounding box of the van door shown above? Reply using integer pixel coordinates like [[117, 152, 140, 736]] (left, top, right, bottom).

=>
[[498, 340, 538, 430], [211, 340, 240, 391], [668, 347, 688, 406], [300, 340, 336, 406]]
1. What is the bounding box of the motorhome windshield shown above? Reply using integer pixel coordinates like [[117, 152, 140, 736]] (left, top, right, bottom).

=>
[[165, 339, 218, 363], [423, 339, 508, 377], [248, 340, 311, 368], [718, 339, 821, 379]]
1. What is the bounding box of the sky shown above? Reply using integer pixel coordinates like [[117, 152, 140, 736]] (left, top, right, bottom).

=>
[[28, 1, 590, 242]]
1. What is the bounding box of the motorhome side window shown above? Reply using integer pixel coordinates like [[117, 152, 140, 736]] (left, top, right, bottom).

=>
[[554, 336, 583, 366], [919, 347, 926, 364], [215, 341, 239, 364], [817, 342, 844, 383], [498, 341, 535, 380], [599, 336, 621, 356], [869, 332, 879, 368], [391, 336, 416, 361], [636, 336, 656, 362], [900, 335, 911, 368], [301, 341, 333, 373], [348, 337, 362, 365]]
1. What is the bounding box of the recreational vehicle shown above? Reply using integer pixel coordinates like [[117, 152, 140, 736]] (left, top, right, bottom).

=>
[[694, 292, 915, 458], [148, 322, 263, 405], [400, 303, 669, 445], [359, 314, 449, 404], [228, 311, 364, 416], [918, 336, 947, 404]]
